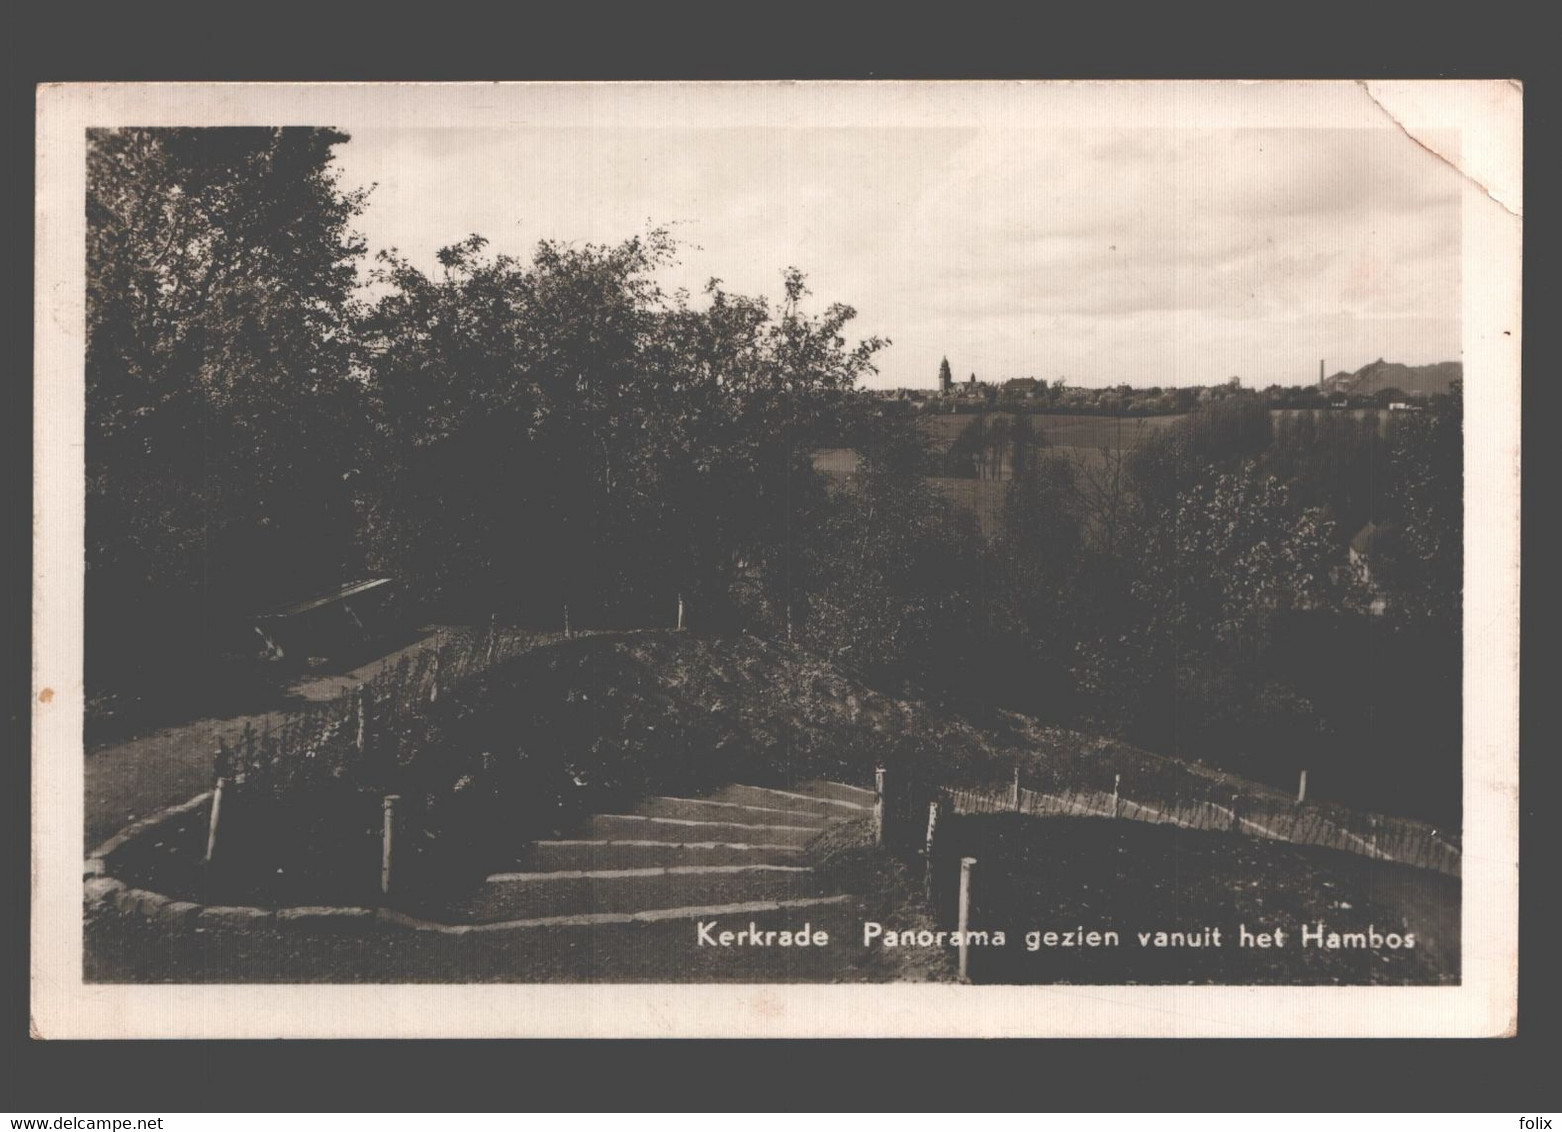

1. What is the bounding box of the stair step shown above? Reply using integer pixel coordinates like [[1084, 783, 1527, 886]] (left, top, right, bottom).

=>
[[799, 779, 877, 806], [463, 893, 855, 933], [462, 864, 837, 922], [585, 813, 827, 846], [526, 839, 805, 871], [384, 896, 874, 981], [635, 795, 818, 823], [435, 896, 869, 982], [706, 784, 869, 818]]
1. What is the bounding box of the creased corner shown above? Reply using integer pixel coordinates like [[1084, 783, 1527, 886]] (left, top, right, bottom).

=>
[[1357, 79, 1522, 219]]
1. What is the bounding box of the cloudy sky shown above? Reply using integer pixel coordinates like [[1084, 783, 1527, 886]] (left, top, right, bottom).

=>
[[331, 123, 1462, 389]]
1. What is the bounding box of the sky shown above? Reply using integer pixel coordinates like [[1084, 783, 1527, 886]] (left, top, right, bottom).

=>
[[329, 124, 1462, 390]]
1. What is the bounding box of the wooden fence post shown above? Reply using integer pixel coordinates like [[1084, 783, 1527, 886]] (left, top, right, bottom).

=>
[[354, 684, 369, 756], [924, 800, 940, 898], [1229, 792, 1242, 833], [1296, 769, 1308, 805], [957, 856, 977, 983], [485, 613, 498, 667], [873, 767, 886, 847], [204, 776, 228, 864], [381, 794, 401, 895], [1112, 773, 1122, 818], [428, 650, 441, 704], [1010, 766, 1021, 811], [677, 593, 685, 632]]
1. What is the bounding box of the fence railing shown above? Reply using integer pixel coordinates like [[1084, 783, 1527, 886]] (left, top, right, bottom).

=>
[[875, 766, 1460, 982], [942, 782, 1460, 876], [876, 766, 1460, 882], [214, 619, 550, 796], [202, 599, 698, 898]]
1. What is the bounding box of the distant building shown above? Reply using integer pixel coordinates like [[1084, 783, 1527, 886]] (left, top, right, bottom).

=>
[[1002, 377, 1040, 398]]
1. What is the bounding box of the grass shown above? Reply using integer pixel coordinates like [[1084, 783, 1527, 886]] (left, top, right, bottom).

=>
[[84, 817, 955, 985], [927, 814, 1456, 985], [99, 628, 1445, 902], [811, 414, 1186, 540], [84, 625, 452, 853], [86, 630, 1457, 984], [928, 476, 1007, 538]]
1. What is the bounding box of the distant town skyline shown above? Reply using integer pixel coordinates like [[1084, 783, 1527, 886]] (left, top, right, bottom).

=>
[[885, 352, 1457, 392], [332, 114, 1462, 391]]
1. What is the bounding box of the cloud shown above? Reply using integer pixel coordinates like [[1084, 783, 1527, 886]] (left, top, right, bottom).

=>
[[330, 124, 1462, 388]]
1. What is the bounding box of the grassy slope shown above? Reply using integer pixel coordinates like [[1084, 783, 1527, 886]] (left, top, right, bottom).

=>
[[929, 815, 1455, 985], [87, 630, 1456, 984], [559, 631, 1300, 809], [84, 625, 450, 851], [496, 633, 1456, 984], [86, 814, 958, 984], [919, 411, 1182, 450]]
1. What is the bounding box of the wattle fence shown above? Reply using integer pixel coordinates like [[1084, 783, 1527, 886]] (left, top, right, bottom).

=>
[[215, 619, 553, 797], [197, 614, 1460, 912], [880, 770, 1460, 880], [878, 765, 1461, 983]]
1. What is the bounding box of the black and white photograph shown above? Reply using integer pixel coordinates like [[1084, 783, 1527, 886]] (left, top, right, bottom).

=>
[[32, 80, 1520, 1037]]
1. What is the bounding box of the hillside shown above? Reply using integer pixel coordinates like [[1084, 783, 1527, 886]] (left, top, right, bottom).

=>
[[86, 628, 1459, 985], [442, 630, 1344, 817], [1320, 358, 1462, 399]]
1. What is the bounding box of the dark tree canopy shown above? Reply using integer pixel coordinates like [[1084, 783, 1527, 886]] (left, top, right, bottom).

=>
[[86, 127, 370, 689], [361, 236, 886, 631]]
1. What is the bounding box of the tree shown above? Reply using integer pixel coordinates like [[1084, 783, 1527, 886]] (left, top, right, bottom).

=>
[[363, 236, 885, 632], [1372, 382, 1462, 628], [805, 413, 978, 682], [86, 127, 370, 691], [1067, 416, 1151, 556], [945, 413, 987, 478], [986, 414, 1013, 480], [1073, 460, 1344, 760]]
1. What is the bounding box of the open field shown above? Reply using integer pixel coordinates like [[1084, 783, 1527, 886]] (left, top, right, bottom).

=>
[[818, 409, 1394, 539], [920, 411, 1184, 451], [814, 413, 1186, 538], [813, 413, 1188, 485], [929, 477, 1007, 537]]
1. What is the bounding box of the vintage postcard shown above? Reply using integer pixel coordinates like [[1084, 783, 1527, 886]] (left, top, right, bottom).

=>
[[32, 80, 1520, 1037]]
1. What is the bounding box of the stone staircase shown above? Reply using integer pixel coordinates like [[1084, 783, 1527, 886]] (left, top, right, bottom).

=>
[[447, 779, 874, 931]]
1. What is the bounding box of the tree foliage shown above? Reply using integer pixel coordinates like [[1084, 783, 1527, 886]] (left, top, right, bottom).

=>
[[361, 236, 885, 630], [86, 127, 370, 687]]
